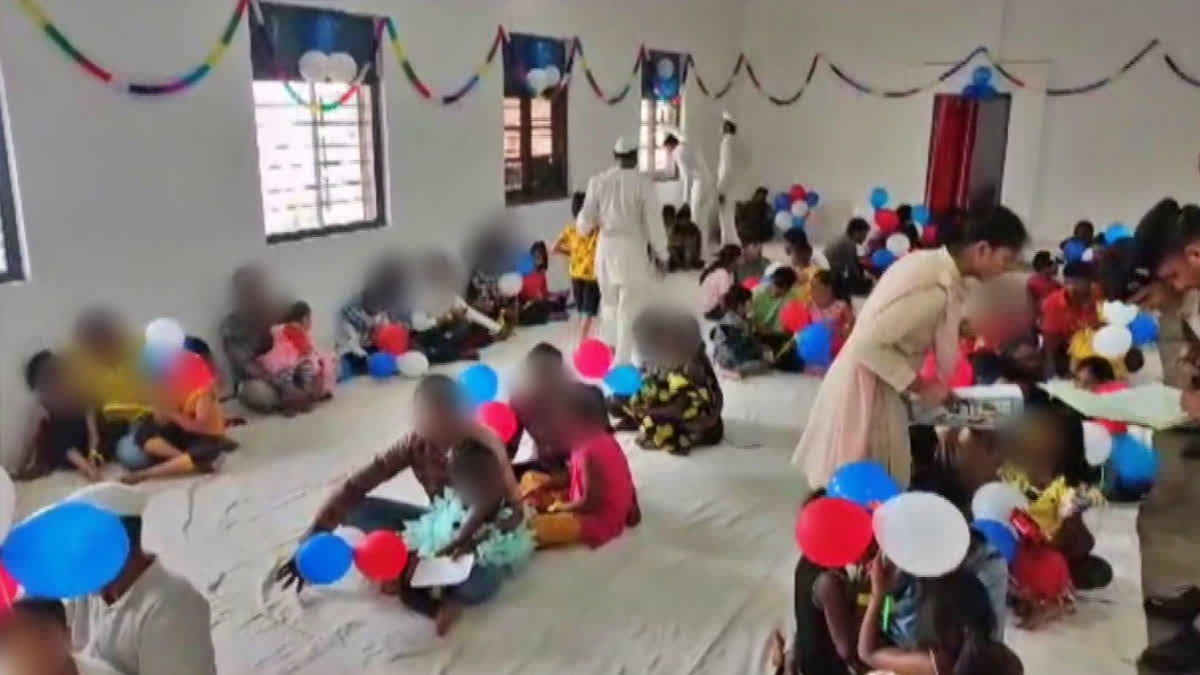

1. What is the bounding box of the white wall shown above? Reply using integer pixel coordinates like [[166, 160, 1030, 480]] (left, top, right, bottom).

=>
[[0, 0, 743, 465], [736, 0, 1200, 248]]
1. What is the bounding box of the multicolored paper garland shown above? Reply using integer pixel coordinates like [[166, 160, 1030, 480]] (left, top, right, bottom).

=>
[[17, 0, 248, 96], [17, 0, 1200, 106]]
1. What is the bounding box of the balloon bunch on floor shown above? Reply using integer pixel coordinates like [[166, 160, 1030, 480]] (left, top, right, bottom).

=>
[[771, 184, 822, 235], [294, 529, 410, 586], [0, 478, 129, 602], [720, 291, 838, 369], [796, 461, 971, 577], [1091, 300, 1159, 361], [866, 187, 933, 272], [363, 323, 433, 380], [1082, 418, 1158, 495]]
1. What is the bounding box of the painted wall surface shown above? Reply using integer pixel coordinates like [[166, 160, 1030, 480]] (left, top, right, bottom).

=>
[[0, 0, 744, 465], [736, 0, 1200, 248]]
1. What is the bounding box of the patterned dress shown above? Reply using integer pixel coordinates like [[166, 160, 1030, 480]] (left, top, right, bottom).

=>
[[630, 350, 724, 454]]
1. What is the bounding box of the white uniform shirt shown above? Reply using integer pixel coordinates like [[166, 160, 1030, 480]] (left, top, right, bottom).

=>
[[673, 142, 715, 207], [716, 133, 743, 197], [70, 561, 216, 675], [576, 165, 668, 263]]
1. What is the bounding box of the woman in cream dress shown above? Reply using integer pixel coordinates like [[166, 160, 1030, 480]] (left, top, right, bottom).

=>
[[792, 207, 1029, 488]]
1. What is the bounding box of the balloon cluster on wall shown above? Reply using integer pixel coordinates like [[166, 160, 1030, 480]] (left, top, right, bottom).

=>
[[524, 39, 565, 96], [770, 184, 822, 234], [652, 56, 681, 103], [961, 66, 1000, 101]]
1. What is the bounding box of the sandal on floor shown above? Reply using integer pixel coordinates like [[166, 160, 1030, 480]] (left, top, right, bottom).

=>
[[1146, 586, 1200, 623], [1069, 554, 1113, 591]]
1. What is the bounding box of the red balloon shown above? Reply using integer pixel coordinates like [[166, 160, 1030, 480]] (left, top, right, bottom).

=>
[[875, 209, 899, 233], [1012, 543, 1071, 601], [477, 401, 518, 443], [789, 184, 807, 201], [741, 277, 760, 291], [1094, 381, 1129, 394], [795, 497, 874, 568], [920, 225, 938, 245], [1096, 418, 1128, 435], [780, 300, 812, 334], [353, 531, 409, 582], [374, 323, 410, 356], [573, 339, 613, 378], [919, 351, 974, 388], [168, 351, 215, 396], [0, 564, 18, 609]]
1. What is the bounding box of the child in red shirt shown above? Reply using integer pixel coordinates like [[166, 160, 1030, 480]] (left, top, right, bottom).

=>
[[1027, 251, 1062, 304], [1039, 261, 1101, 375], [517, 241, 567, 325]]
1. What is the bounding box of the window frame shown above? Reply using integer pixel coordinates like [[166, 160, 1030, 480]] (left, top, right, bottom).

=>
[[503, 93, 569, 206], [254, 80, 388, 246], [0, 95, 22, 283], [639, 95, 682, 183]]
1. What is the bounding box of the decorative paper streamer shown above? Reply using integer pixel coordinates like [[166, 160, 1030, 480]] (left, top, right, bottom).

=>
[[17, 0, 248, 96], [989, 41, 1160, 96], [746, 55, 821, 105], [578, 42, 645, 105], [685, 53, 744, 99], [387, 19, 508, 105]]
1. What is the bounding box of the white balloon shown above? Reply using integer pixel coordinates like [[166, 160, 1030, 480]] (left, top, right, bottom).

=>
[[790, 201, 809, 218], [762, 263, 782, 281], [1101, 300, 1139, 327], [886, 233, 912, 257], [298, 50, 330, 82], [656, 57, 675, 80], [542, 65, 562, 88], [0, 468, 13, 543], [1082, 420, 1113, 466], [525, 68, 547, 94], [498, 272, 524, 297], [773, 211, 792, 230], [410, 311, 437, 332], [970, 481, 1028, 524], [396, 351, 431, 378], [1092, 324, 1133, 359], [145, 318, 185, 353], [1127, 425, 1155, 449], [873, 492, 970, 578], [326, 52, 358, 84], [1081, 248, 1095, 263]]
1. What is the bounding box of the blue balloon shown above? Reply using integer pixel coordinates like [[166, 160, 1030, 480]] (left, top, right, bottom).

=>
[[869, 187, 889, 210], [656, 78, 679, 100], [366, 352, 398, 379], [871, 248, 897, 270], [459, 363, 499, 406], [805, 190, 821, 208], [973, 519, 1016, 564], [772, 192, 792, 212], [531, 40, 554, 68], [828, 461, 901, 509], [1106, 223, 1132, 242], [797, 321, 834, 368], [2, 502, 130, 599], [515, 252, 537, 276], [912, 205, 930, 226], [604, 364, 643, 397], [1111, 433, 1158, 486], [140, 344, 174, 380], [295, 533, 353, 585], [972, 65, 993, 85], [962, 83, 983, 100], [1129, 312, 1159, 346], [1063, 240, 1086, 263], [792, 215, 807, 229]]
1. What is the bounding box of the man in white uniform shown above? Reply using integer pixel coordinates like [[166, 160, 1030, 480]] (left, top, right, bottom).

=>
[[716, 111, 745, 246], [576, 137, 670, 365], [663, 128, 719, 250], [66, 483, 217, 675]]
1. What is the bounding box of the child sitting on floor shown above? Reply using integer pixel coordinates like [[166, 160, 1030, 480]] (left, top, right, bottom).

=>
[[699, 244, 741, 321], [526, 383, 640, 548], [121, 357, 232, 484], [411, 252, 504, 363], [508, 343, 572, 478], [668, 205, 703, 271], [783, 228, 817, 304], [710, 286, 772, 378], [624, 310, 724, 454], [338, 261, 410, 369], [517, 241, 568, 325], [1027, 250, 1062, 305], [751, 266, 805, 372], [464, 231, 519, 330], [0, 597, 123, 675], [555, 191, 601, 342], [262, 301, 335, 398], [19, 350, 116, 482], [807, 270, 855, 356], [733, 233, 770, 284]]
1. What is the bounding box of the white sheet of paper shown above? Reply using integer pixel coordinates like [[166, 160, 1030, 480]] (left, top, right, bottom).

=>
[[411, 555, 475, 588], [1039, 381, 1192, 430]]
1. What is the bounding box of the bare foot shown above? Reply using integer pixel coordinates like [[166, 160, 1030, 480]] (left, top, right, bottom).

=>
[[765, 630, 786, 674], [434, 601, 462, 637], [120, 472, 145, 485]]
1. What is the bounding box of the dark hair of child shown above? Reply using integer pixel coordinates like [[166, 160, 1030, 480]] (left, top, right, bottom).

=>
[[770, 265, 799, 290], [563, 382, 612, 432], [415, 374, 461, 411], [811, 269, 836, 290], [7, 597, 68, 629], [662, 204, 677, 221], [1093, 233, 1107, 247], [183, 335, 213, 359], [1061, 260, 1094, 281], [284, 300, 311, 324], [895, 203, 913, 224], [1032, 250, 1055, 271], [700, 244, 742, 283], [721, 284, 753, 313], [783, 227, 812, 252], [1076, 356, 1116, 384], [846, 217, 871, 237], [449, 438, 499, 486], [1124, 347, 1145, 374], [528, 342, 562, 363], [944, 205, 1030, 252], [915, 571, 1000, 672], [24, 349, 56, 392], [676, 204, 693, 223], [530, 241, 549, 270], [1074, 220, 1095, 241], [571, 191, 586, 217]]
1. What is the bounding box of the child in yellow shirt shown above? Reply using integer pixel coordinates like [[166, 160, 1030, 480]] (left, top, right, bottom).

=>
[[554, 191, 600, 343], [783, 227, 817, 304]]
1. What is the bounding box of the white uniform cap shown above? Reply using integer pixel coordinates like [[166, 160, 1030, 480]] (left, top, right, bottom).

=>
[[662, 127, 684, 143], [613, 136, 637, 154], [722, 111, 736, 124], [66, 482, 148, 518]]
